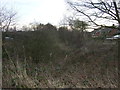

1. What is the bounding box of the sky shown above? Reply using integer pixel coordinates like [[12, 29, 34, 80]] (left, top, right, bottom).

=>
[[1, 0, 119, 31], [1, 0, 69, 27]]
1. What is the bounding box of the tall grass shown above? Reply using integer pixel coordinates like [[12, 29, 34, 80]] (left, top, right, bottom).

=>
[[2, 31, 118, 88]]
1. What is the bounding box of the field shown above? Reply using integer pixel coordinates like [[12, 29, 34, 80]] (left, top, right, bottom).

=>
[[2, 30, 118, 88]]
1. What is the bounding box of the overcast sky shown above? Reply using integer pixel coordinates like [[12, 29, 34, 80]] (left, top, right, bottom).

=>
[[1, 0, 69, 27], [1, 0, 119, 31]]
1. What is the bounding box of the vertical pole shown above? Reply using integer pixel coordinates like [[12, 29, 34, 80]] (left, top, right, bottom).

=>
[[0, 25, 2, 88]]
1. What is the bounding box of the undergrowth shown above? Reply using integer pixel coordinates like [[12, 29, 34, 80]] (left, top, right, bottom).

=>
[[2, 31, 118, 88]]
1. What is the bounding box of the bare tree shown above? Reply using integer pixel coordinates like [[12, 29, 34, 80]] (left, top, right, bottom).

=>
[[0, 5, 17, 31], [59, 15, 81, 30], [67, 0, 120, 28]]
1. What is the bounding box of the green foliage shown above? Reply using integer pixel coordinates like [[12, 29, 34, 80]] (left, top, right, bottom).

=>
[[68, 19, 88, 31], [73, 19, 88, 31], [36, 23, 57, 31]]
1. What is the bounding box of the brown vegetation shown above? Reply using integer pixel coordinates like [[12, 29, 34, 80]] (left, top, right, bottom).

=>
[[2, 30, 118, 88]]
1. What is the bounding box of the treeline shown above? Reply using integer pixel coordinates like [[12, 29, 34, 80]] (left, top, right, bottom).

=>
[[3, 23, 91, 64]]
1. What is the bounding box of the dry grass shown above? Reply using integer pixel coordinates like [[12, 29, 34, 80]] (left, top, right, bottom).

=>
[[2, 38, 118, 88], [3, 57, 118, 88]]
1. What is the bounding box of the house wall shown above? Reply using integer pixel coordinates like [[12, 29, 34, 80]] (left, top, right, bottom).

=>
[[92, 27, 119, 38]]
